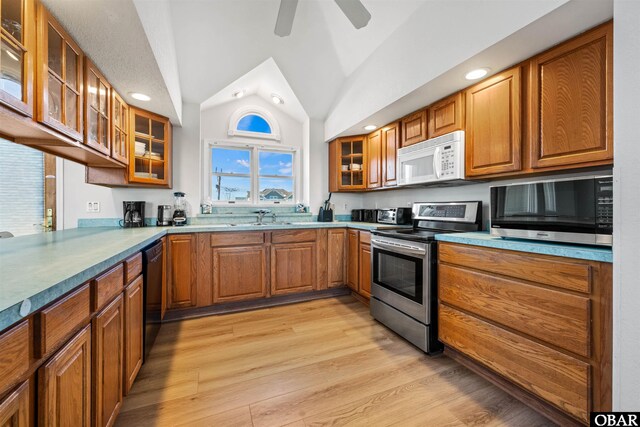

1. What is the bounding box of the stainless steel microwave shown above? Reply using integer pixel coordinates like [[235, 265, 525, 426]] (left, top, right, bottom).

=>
[[490, 175, 613, 246]]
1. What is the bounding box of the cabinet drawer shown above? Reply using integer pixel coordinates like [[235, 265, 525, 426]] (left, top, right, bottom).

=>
[[271, 229, 317, 244], [210, 232, 264, 247], [124, 253, 142, 284], [92, 264, 124, 312], [37, 284, 90, 357], [439, 304, 590, 423], [0, 321, 30, 397], [439, 243, 591, 293], [439, 264, 590, 357], [358, 231, 371, 245]]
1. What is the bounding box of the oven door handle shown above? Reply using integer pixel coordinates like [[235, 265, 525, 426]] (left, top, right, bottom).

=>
[[371, 239, 427, 257]]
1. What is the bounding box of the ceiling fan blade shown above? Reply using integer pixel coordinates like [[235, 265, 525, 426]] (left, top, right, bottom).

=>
[[274, 0, 299, 37], [334, 0, 371, 29]]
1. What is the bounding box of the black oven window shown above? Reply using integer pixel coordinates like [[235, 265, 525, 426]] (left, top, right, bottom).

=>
[[374, 249, 423, 303]]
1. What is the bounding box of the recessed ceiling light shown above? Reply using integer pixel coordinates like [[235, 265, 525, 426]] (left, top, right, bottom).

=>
[[271, 94, 283, 104], [465, 68, 490, 80], [363, 125, 377, 131], [232, 89, 244, 98], [130, 92, 151, 101]]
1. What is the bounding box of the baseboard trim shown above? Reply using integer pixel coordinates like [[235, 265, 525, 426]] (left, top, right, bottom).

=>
[[162, 287, 352, 322]]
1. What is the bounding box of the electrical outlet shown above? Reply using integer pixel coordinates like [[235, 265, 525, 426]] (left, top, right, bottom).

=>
[[343, 203, 348, 210], [406, 202, 412, 207], [86, 202, 100, 213]]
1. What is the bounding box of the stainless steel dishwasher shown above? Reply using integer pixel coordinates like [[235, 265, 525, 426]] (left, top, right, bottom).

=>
[[143, 240, 163, 361]]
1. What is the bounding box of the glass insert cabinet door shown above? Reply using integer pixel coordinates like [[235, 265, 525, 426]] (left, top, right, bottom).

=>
[[337, 137, 366, 190], [0, 0, 35, 116], [84, 58, 111, 156], [36, 4, 83, 141], [111, 91, 129, 165], [129, 107, 172, 186]]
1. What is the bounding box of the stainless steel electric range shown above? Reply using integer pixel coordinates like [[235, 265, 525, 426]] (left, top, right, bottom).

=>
[[370, 201, 482, 354]]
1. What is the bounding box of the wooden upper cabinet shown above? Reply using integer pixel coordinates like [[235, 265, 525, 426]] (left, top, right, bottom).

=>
[[38, 325, 92, 427], [428, 92, 464, 138], [83, 58, 111, 156], [382, 122, 399, 187], [330, 136, 367, 191], [400, 108, 427, 147], [367, 129, 382, 189], [129, 107, 172, 186], [529, 22, 613, 170], [0, 0, 35, 116], [36, 4, 83, 141], [465, 66, 522, 177], [167, 234, 197, 310], [111, 91, 129, 165]]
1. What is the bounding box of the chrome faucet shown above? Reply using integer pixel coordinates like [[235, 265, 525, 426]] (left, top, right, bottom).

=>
[[255, 209, 271, 225], [272, 212, 277, 223]]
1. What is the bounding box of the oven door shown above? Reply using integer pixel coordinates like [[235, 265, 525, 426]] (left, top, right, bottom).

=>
[[371, 237, 430, 324]]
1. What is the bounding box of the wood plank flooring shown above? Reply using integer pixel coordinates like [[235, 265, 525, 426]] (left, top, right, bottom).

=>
[[115, 296, 553, 427]]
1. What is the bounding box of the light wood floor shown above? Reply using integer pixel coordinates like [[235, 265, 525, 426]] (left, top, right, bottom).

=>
[[115, 296, 553, 427]]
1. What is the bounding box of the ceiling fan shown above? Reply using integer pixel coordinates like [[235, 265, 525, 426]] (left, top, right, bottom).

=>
[[275, 0, 371, 37]]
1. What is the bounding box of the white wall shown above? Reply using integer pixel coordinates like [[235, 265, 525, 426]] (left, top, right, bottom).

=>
[[63, 102, 201, 228], [612, 0, 640, 410]]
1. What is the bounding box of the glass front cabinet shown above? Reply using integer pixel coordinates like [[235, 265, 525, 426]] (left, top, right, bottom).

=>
[[36, 3, 83, 141], [0, 0, 35, 116], [84, 58, 111, 156], [129, 107, 172, 186], [111, 90, 129, 165]]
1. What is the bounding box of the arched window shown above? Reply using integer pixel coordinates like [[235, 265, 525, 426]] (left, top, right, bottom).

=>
[[228, 106, 281, 141]]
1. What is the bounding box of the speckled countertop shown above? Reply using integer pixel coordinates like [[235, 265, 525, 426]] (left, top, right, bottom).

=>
[[435, 231, 613, 263], [0, 222, 404, 331]]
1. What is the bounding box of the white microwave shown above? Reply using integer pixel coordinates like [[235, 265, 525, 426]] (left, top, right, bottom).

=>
[[397, 130, 465, 186]]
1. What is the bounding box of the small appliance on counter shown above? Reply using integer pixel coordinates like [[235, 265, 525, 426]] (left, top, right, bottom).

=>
[[363, 209, 377, 223], [172, 192, 187, 226], [318, 193, 334, 222], [351, 209, 364, 222], [157, 205, 172, 226], [490, 175, 613, 246], [121, 201, 145, 228], [377, 208, 413, 225]]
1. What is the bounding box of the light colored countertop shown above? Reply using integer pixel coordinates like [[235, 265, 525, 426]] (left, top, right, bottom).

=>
[[0, 222, 403, 331], [434, 231, 613, 263]]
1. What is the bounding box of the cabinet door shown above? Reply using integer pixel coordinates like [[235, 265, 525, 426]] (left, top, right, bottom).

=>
[[111, 91, 129, 165], [358, 243, 371, 299], [38, 324, 91, 427], [129, 107, 172, 186], [213, 245, 267, 303], [84, 58, 111, 156], [465, 66, 522, 177], [335, 137, 367, 191], [327, 229, 347, 288], [328, 139, 338, 193], [93, 295, 123, 427], [0, 381, 30, 427], [367, 129, 382, 189], [123, 276, 143, 395], [346, 230, 359, 291], [36, 4, 83, 141], [400, 109, 427, 147], [271, 242, 316, 295], [0, 0, 35, 116], [529, 22, 612, 169], [381, 122, 399, 187], [167, 234, 197, 310], [428, 92, 464, 138]]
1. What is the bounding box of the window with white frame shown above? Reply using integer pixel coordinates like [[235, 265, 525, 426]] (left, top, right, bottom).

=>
[[208, 143, 297, 204]]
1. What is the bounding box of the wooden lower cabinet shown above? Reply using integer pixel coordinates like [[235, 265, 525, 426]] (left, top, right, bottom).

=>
[[93, 295, 123, 427], [0, 381, 30, 427], [123, 276, 143, 395], [167, 234, 197, 309], [358, 241, 372, 299], [38, 325, 92, 427], [271, 242, 316, 295], [213, 245, 268, 303], [327, 229, 347, 288], [438, 242, 612, 425], [346, 230, 359, 291]]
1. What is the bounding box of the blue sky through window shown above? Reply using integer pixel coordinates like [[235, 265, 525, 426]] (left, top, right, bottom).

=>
[[259, 152, 292, 176], [237, 114, 272, 134]]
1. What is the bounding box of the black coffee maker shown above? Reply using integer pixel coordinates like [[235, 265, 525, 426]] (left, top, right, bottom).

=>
[[121, 201, 145, 228]]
